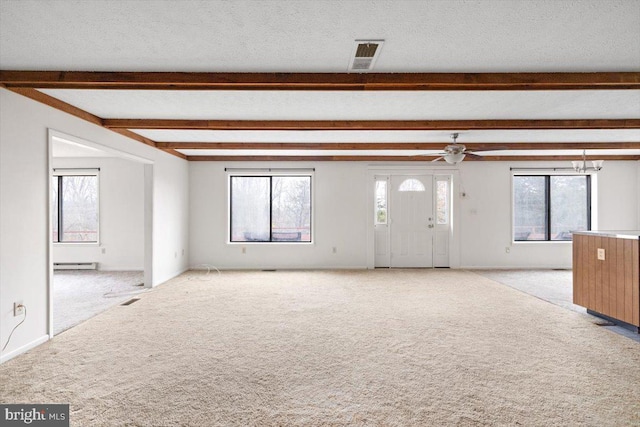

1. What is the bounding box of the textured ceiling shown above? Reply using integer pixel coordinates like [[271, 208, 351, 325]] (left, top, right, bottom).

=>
[[2, 0, 639, 72], [131, 129, 640, 144], [1, 0, 639, 160], [37, 89, 640, 120]]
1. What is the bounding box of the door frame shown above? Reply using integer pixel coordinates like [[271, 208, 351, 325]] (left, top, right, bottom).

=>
[[46, 129, 154, 338], [366, 166, 461, 269]]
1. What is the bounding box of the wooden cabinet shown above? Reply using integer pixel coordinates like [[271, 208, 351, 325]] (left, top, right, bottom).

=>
[[573, 231, 640, 330]]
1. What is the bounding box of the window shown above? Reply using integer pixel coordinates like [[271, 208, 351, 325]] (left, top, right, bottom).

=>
[[513, 175, 590, 241], [52, 172, 99, 243], [230, 175, 311, 242], [436, 179, 449, 225], [375, 179, 387, 225], [398, 178, 425, 192]]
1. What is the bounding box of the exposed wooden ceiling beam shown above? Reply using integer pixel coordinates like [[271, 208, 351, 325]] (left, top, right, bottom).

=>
[[157, 142, 640, 150], [160, 148, 187, 159], [4, 86, 189, 160], [187, 154, 640, 162], [2, 71, 639, 90], [105, 119, 640, 131], [109, 129, 156, 148], [7, 87, 103, 126]]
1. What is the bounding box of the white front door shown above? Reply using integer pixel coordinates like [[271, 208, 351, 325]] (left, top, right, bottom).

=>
[[390, 175, 434, 268]]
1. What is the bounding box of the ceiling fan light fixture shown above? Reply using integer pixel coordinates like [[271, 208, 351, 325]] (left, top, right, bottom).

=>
[[445, 152, 466, 164]]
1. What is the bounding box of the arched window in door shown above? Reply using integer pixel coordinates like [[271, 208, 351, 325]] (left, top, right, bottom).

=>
[[398, 178, 425, 192]]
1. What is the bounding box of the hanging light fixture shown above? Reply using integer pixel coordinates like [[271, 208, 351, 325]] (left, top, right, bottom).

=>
[[443, 133, 466, 164], [572, 150, 604, 173]]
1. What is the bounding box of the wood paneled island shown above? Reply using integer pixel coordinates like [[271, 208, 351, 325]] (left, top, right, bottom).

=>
[[573, 231, 640, 332]]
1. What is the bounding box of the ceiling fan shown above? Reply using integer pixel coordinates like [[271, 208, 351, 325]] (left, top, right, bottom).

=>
[[430, 133, 486, 164]]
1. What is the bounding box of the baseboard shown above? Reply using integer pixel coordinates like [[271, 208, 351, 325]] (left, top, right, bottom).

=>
[[153, 266, 190, 287], [461, 265, 572, 270], [0, 335, 50, 364], [189, 265, 368, 271], [98, 267, 144, 272]]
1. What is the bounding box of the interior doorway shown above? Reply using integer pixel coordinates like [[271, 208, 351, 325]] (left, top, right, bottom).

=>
[[47, 130, 153, 336], [374, 173, 451, 268]]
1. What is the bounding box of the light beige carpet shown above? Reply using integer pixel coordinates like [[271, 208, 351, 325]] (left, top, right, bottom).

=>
[[1, 270, 639, 426]]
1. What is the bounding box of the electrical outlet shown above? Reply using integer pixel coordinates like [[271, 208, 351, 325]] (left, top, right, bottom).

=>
[[242, 247, 246, 254], [14, 301, 24, 317], [332, 247, 337, 254], [101, 247, 106, 254]]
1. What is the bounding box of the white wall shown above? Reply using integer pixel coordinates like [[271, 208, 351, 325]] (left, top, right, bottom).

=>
[[189, 160, 639, 271], [457, 160, 639, 268], [0, 88, 189, 362], [189, 162, 368, 269], [52, 157, 145, 271], [596, 160, 639, 231]]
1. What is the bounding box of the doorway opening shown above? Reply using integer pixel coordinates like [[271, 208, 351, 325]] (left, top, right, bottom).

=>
[[47, 130, 153, 336]]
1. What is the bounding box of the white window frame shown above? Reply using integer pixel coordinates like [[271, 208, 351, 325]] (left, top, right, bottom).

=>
[[511, 170, 594, 244], [52, 168, 100, 245], [226, 169, 315, 244]]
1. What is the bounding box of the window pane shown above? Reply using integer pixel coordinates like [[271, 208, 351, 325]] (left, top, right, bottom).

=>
[[272, 176, 311, 242], [513, 176, 547, 241], [551, 176, 588, 241], [375, 180, 387, 225], [61, 176, 98, 242], [52, 178, 59, 242], [436, 180, 449, 224], [398, 178, 425, 192], [231, 177, 271, 241]]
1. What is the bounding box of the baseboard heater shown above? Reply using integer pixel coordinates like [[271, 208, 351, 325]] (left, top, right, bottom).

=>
[[54, 262, 98, 270]]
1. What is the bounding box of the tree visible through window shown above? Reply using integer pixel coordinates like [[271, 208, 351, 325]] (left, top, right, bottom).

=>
[[230, 176, 311, 242], [375, 180, 387, 225], [513, 175, 590, 241], [52, 174, 99, 242]]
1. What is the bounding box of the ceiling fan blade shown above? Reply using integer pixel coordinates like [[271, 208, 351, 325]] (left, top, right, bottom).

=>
[[431, 156, 444, 162], [411, 152, 446, 157], [465, 152, 485, 159], [467, 146, 509, 152]]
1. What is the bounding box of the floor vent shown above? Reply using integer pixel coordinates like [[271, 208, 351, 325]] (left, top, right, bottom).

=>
[[595, 320, 615, 327], [120, 297, 140, 306], [54, 262, 97, 270], [348, 40, 384, 72]]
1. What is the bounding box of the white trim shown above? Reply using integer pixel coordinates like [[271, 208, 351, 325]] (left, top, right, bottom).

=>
[[51, 168, 101, 245], [462, 265, 571, 270], [226, 172, 315, 244], [0, 335, 50, 364], [52, 168, 99, 176], [510, 171, 596, 243], [47, 130, 54, 338], [50, 130, 153, 164], [366, 166, 461, 269]]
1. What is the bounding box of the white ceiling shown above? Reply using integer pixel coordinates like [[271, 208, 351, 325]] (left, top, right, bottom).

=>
[[134, 129, 640, 143], [38, 89, 640, 120], [1, 0, 639, 72], [1, 0, 639, 160]]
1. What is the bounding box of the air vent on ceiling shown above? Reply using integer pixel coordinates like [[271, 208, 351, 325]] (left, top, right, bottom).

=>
[[348, 40, 384, 72]]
